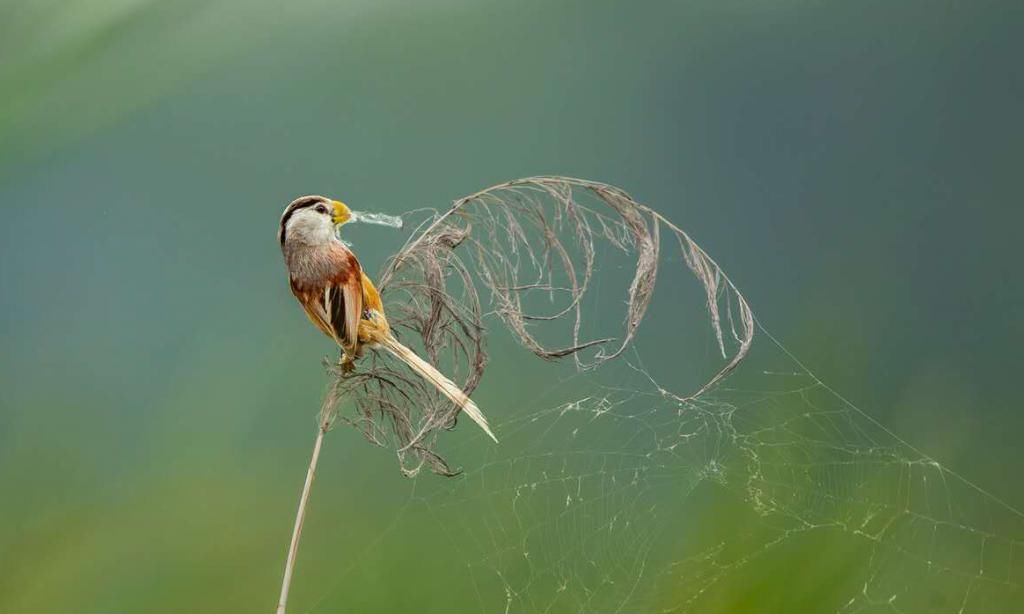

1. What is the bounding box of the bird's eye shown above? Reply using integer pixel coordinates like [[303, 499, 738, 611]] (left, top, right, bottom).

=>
[[315, 205, 328, 214]]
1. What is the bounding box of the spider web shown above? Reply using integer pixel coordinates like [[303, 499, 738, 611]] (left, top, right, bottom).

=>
[[313, 178, 1023, 612], [403, 333, 1024, 613]]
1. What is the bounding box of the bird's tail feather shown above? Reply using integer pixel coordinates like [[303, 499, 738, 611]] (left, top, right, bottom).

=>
[[378, 334, 498, 443]]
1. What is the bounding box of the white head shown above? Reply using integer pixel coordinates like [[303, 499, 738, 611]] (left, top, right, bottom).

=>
[[278, 195, 352, 247]]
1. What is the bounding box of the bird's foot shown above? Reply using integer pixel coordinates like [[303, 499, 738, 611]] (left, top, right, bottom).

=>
[[337, 353, 356, 374]]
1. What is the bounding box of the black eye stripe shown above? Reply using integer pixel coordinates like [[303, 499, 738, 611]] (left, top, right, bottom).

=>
[[278, 196, 327, 245]]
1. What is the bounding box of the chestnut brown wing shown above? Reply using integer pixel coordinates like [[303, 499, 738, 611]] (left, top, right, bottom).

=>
[[325, 276, 362, 350], [290, 281, 337, 342], [322, 247, 363, 350]]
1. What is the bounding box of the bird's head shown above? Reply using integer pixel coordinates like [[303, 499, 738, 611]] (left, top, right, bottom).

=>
[[278, 195, 351, 246]]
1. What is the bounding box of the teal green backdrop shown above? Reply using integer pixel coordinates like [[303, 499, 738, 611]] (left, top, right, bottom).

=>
[[1, 1, 1021, 612]]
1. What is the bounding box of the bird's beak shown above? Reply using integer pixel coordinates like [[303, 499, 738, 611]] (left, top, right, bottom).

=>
[[332, 200, 352, 225]]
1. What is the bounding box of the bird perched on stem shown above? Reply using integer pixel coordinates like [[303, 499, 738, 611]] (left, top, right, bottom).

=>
[[278, 195, 498, 443]]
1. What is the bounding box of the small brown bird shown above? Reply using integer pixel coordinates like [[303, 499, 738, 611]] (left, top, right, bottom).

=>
[[278, 195, 497, 442]]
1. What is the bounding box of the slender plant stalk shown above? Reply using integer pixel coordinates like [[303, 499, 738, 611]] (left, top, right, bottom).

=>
[[277, 418, 329, 614]]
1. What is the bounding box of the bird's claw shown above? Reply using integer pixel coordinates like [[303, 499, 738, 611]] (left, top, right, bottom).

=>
[[338, 351, 357, 374]]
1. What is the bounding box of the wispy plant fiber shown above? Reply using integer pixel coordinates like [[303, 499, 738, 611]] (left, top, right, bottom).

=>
[[320, 176, 754, 475]]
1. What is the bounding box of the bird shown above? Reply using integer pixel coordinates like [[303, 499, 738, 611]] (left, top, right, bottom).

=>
[[278, 195, 498, 443]]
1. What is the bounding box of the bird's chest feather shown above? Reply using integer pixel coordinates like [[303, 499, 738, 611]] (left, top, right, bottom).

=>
[[286, 243, 360, 292]]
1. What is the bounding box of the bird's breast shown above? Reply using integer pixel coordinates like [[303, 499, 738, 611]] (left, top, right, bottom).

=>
[[285, 242, 361, 290]]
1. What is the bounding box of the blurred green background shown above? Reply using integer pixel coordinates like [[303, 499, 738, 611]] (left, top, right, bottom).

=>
[[1, 1, 1021, 612]]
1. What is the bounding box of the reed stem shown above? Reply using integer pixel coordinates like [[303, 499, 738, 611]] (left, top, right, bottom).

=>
[[276, 419, 328, 614]]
